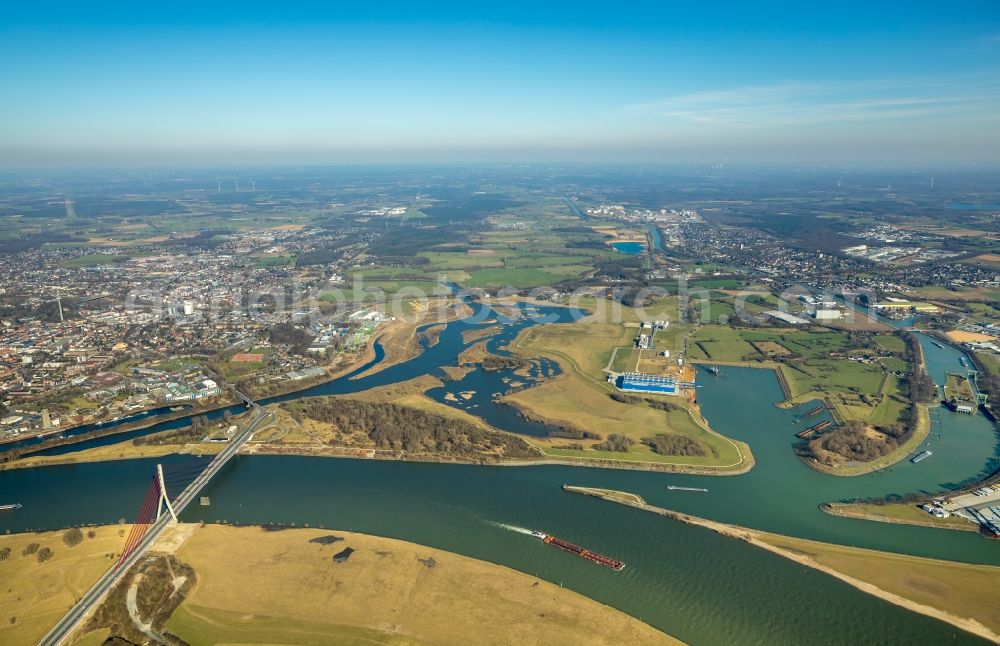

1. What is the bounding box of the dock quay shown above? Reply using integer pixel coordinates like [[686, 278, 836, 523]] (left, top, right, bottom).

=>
[[797, 420, 832, 438]]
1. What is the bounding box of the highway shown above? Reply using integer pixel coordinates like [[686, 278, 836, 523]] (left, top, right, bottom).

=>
[[37, 404, 272, 646]]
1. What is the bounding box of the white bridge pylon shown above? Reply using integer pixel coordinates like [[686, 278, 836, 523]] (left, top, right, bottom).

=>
[[156, 463, 178, 523]]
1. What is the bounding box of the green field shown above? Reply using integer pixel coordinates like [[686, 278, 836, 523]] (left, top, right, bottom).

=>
[[465, 266, 590, 289], [690, 278, 742, 289], [874, 334, 906, 353], [253, 254, 296, 267], [218, 360, 265, 381], [688, 326, 760, 362], [880, 356, 908, 372], [152, 357, 202, 372], [976, 351, 1000, 377], [59, 253, 124, 267], [688, 325, 894, 421], [517, 319, 636, 376], [610, 348, 636, 372], [690, 293, 739, 323], [866, 376, 909, 426]]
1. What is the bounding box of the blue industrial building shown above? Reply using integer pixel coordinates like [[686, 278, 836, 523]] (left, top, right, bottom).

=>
[[616, 372, 685, 395]]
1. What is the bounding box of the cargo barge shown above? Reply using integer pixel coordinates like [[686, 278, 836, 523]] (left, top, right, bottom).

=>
[[530, 530, 625, 571], [804, 406, 824, 418]]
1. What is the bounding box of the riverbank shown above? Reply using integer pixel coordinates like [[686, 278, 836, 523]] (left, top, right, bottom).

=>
[[0, 404, 193, 449], [70, 523, 678, 645], [801, 403, 932, 477], [502, 393, 755, 474], [821, 502, 977, 532], [564, 486, 1000, 644], [691, 359, 817, 413], [506, 337, 753, 473], [0, 400, 236, 464], [0, 439, 223, 472], [0, 367, 753, 474], [348, 298, 473, 380]]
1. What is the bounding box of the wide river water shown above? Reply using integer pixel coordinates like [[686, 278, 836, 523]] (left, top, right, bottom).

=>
[[1, 303, 997, 645]]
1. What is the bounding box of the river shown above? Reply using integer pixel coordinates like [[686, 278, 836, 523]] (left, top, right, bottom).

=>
[[1, 303, 997, 644]]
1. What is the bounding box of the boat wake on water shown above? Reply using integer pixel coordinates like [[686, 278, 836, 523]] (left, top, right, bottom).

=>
[[488, 521, 537, 536]]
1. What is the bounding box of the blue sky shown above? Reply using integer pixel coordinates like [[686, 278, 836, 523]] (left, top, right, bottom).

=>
[[1, 1, 998, 165]]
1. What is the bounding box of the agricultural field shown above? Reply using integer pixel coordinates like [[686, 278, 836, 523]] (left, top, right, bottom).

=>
[[349, 266, 461, 297], [610, 347, 637, 372], [690, 292, 739, 323], [687, 325, 761, 362], [465, 265, 591, 289], [906, 285, 1000, 302], [253, 254, 296, 267], [874, 334, 907, 353]]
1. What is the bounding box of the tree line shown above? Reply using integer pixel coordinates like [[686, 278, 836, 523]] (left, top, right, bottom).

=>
[[284, 397, 540, 460]]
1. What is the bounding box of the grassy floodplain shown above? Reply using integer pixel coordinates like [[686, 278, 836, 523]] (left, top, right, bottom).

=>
[[0, 526, 127, 645], [506, 298, 752, 472], [156, 524, 677, 645]]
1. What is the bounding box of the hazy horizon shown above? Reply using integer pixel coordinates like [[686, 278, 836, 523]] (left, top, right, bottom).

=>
[[2, 1, 999, 166]]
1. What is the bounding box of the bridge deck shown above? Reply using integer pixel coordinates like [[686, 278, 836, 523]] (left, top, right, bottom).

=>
[[38, 405, 271, 646]]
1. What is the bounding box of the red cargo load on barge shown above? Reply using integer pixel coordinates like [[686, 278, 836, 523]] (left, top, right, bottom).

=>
[[539, 533, 626, 571]]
